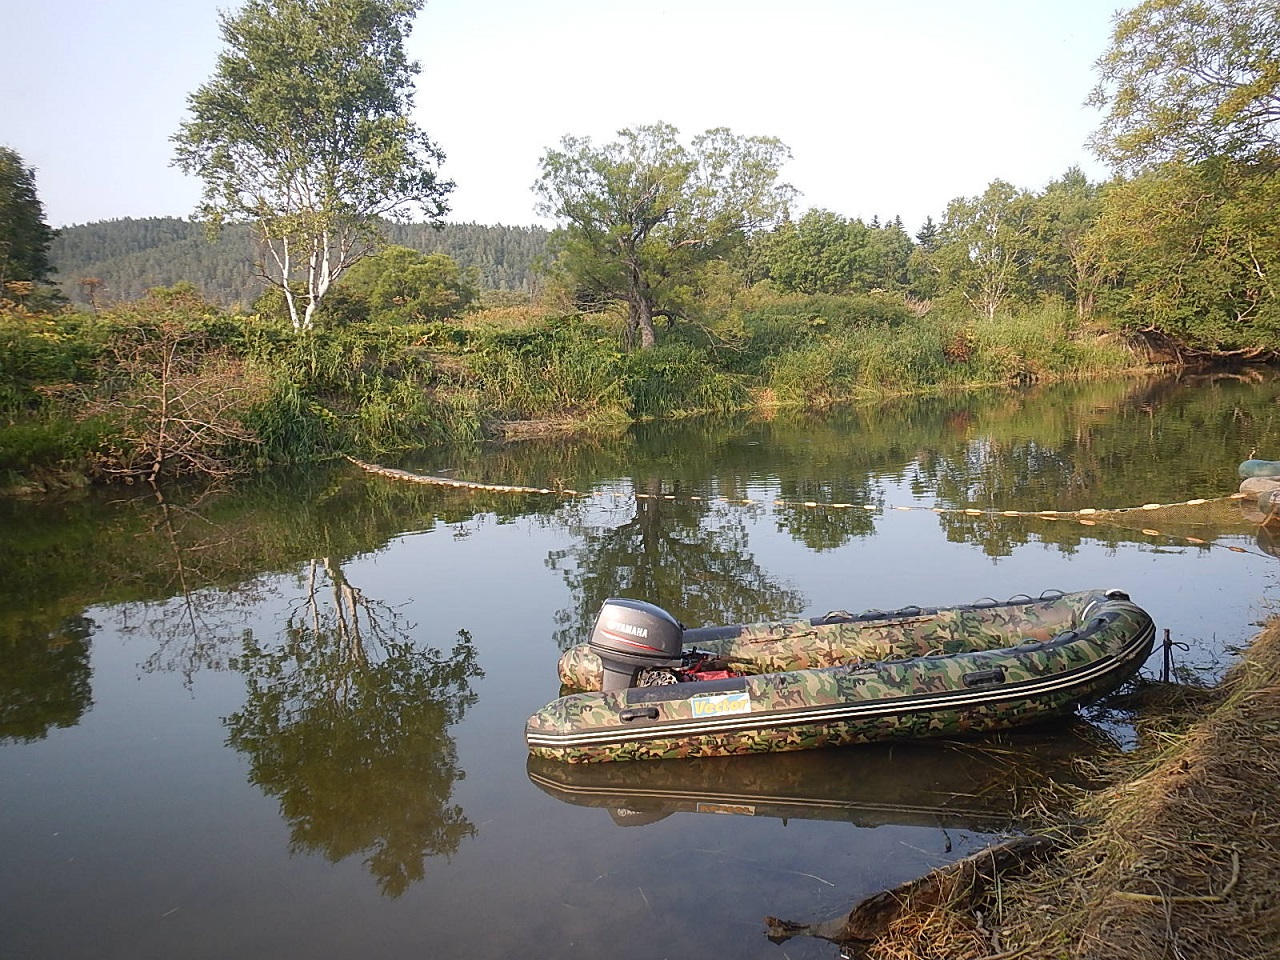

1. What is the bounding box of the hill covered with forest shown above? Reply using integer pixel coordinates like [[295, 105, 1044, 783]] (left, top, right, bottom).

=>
[[49, 218, 549, 308]]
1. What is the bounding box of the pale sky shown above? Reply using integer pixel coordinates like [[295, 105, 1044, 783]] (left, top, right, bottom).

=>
[[4, 0, 1127, 233]]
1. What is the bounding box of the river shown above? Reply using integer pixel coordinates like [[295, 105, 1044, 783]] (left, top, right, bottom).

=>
[[2, 374, 1278, 959]]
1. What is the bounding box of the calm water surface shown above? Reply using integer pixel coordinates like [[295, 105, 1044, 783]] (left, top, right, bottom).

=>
[[4, 375, 1280, 959]]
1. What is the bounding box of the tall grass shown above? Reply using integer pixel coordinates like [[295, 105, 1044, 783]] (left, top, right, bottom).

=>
[[762, 304, 1138, 406], [466, 320, 630, 423], [965, 305, 1137, 382], [623, 339, 748, 419], [0, 291, 1145, 487]]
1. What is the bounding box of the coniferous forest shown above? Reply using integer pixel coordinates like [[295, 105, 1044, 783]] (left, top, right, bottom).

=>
[[49, 219, 549, 307]]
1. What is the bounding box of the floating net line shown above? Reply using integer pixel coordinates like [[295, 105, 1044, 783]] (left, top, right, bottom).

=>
[[346, 457, 1260, 555]]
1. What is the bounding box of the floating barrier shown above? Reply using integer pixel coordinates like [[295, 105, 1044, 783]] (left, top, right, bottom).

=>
[[347, 455, 1237, 517], [347, 456, 1264, 556]]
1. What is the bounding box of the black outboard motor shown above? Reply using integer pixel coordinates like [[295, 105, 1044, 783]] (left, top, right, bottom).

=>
[[588, 598, 685, 691]]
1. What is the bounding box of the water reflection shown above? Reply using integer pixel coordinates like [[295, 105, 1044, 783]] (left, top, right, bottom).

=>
[[547, 477, 806, 647], [5, 374, 1280, 960], [0, 614, 95, 743], [124, 488, 278, 681], [223, 558, 483, 897], [528, 725, 1112, 834]]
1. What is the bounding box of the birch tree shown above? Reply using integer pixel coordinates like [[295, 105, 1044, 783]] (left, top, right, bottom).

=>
[[173, 0, 451, 330], [933, 180, 1036, 320]]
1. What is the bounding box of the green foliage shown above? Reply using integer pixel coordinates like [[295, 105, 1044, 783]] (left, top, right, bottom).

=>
[[963, 306, 1135, 383], [757, 210, 913, 295], [1090, 0, 1280, 171], [761, 306, 1134, 407], [931, 180, 1037, 320], [535, 123, 795, 348], [1088, 160, 1280, 353], [243, 318, 434, 392], [764, 323, 947, 406], [465, 318, 630, 422], [173, 0, 451, 330], [338, 246, 478, 323], [729, 291, 917, 376], [0, 146, 57, 287], [0, 417, 112, 478], [252, 246, 481, 328], [1028, 167, 1105, 318], [622, 339, 748, 419], [0, 309, 106, 413], [238, 379, 335, 464]]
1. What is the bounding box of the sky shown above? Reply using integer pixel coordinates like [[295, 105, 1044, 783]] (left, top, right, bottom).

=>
[[4, 0, 1128, 234]]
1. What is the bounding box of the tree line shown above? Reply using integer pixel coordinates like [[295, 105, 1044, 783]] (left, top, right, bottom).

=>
[[7, 0, 1280, 489], [1, 0, 1277, 358], [47, 219, 549, 308]]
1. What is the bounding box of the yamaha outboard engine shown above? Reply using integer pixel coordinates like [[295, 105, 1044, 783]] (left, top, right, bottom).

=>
[[588, 598, 685, 691]]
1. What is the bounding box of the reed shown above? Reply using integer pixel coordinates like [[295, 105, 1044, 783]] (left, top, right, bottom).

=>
[[622, 339, 748, 418], [466, 320, 630, 422]]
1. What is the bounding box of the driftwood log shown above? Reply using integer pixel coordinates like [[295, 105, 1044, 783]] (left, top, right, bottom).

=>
[[764, 835, 1057, 946]]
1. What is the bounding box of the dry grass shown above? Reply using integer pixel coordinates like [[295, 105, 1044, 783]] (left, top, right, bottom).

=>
[[860, 621, 1280, 960]]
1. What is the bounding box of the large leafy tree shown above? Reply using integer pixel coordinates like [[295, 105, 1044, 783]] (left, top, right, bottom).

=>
[[1087, 1, 1280, 355], [173, 0, 451, 331], [761, 210, 913, 295], [534, 123, 795, 348], [1087, 161, 1280, 356], [1089, 0, 1280, 170], [932, 180, 1036, 319], [339, 245, 477, 322], [1027, 167, 1105, 318], [0, 146, 57, 288]]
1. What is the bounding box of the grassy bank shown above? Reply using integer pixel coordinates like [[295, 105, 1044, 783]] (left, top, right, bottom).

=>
[[0, 288, 1146, 492], [855, 623, 1280, 960]]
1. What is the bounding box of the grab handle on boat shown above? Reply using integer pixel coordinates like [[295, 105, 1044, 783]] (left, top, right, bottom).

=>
[[619, 706, 660, 722], [962, 668, 1006, 687]]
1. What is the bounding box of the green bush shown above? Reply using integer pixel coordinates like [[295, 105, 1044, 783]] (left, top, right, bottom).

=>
[[730, 291, 917, 377], [467, 318, 630, 422], [0, 417, 112, 475], [622, 340, 747, 418], [0, 310, 107, 413], [238, 380, 335, 465]]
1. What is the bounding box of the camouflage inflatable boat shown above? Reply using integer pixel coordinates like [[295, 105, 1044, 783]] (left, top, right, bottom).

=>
[[525, 589, 1155, 763]]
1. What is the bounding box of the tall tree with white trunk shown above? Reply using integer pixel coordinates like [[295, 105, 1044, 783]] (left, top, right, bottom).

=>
[[173, 0, 451, 330]]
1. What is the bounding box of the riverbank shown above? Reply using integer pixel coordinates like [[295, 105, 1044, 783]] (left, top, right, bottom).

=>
[[856, 620, 1280, 960], [2, 292, 1153, 494]]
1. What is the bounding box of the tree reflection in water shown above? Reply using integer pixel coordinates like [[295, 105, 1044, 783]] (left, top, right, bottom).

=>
[[0, 614, 95, 743], [548, 478, 806, 648], [224, 557, 482, 897]]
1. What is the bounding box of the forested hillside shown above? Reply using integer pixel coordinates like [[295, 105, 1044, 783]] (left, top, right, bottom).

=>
[[49, 218, 548, 307]]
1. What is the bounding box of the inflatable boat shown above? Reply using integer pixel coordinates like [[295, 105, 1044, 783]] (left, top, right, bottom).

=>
[[525, 589, 1155, 763]]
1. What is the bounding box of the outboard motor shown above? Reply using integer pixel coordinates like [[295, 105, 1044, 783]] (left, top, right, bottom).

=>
[[588, 598, 685, 691]]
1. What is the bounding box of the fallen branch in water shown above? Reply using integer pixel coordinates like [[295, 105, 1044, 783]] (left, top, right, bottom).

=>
[[764, 835, 1057, 946]]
